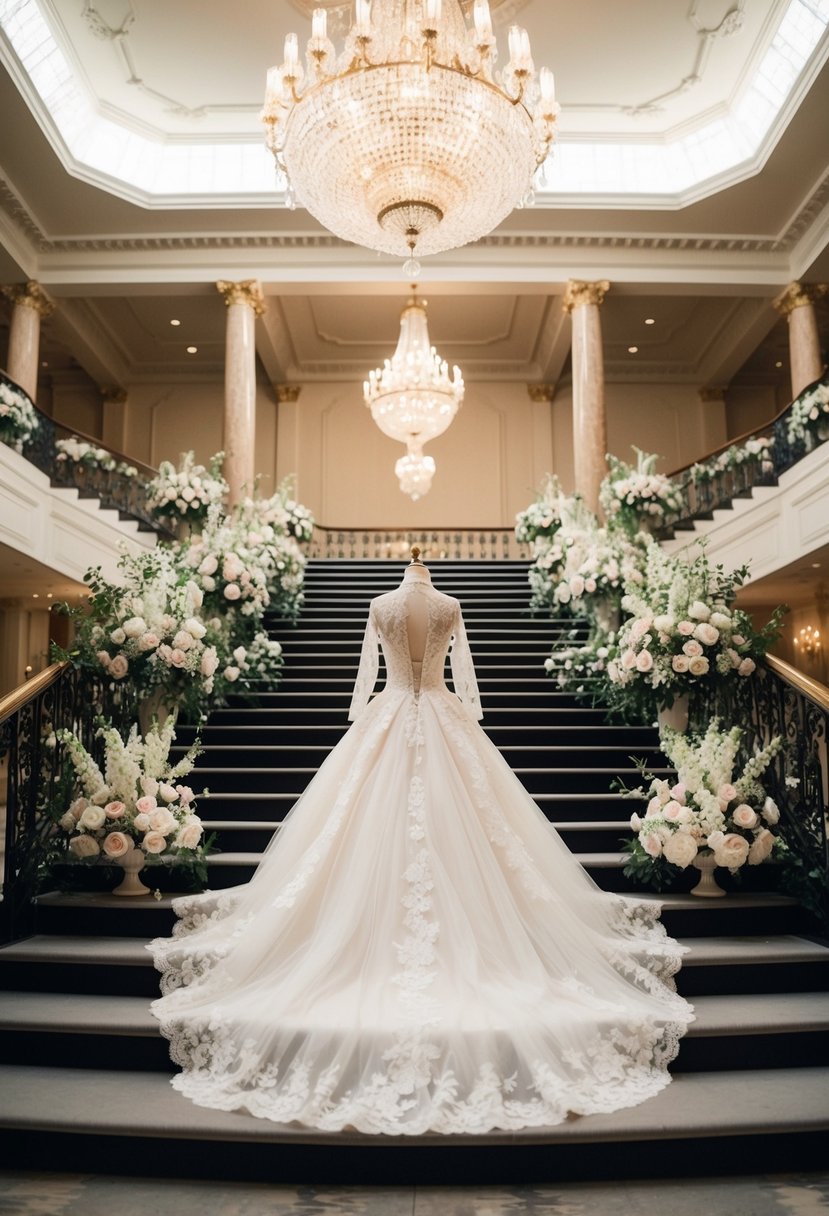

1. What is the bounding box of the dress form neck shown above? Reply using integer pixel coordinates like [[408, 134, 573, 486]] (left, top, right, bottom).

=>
[[402, 564, 432, 586]]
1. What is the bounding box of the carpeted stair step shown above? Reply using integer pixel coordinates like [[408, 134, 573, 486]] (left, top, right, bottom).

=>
[[0, 1063, 826, 1183], [2, 990, 828, 1076]]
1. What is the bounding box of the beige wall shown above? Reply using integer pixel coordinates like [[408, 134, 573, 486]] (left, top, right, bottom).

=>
[[748, 597, 829, 687], [724, 383, 791, 442]]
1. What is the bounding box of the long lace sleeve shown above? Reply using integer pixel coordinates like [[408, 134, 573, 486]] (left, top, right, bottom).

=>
[[450, 602, 483, 721], [348, 603, 380, 721]]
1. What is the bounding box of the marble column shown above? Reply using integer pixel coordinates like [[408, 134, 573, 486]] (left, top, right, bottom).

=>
[[1, 281, 54, 401], [773, 282, 828, 399], [216, 280, 266, 507], [563, 280, 610, 514]]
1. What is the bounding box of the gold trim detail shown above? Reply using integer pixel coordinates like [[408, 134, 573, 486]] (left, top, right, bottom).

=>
[[1, 280, 55, 318], [527, 383, 556, 402], [563, 279, 610, 314], [275, 384, 302, 403], [216, 279, 267, 316], [773, 282, 828, 317]]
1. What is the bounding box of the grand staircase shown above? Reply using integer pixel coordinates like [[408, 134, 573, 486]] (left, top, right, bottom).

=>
[[0, 559, 827, 1181]]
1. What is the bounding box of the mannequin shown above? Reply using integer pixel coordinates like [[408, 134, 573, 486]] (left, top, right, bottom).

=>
[[401, 546, 431, 666]]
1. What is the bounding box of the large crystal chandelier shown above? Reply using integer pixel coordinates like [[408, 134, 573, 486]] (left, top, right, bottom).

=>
[[261, 0, 558, 271], [364, 289, 464, 498]]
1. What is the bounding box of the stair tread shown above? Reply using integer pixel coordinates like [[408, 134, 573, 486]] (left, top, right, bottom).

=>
[[4, 933, 825, 969], [2, 990, 827, 1039], [1, 1064, 826, 1144]]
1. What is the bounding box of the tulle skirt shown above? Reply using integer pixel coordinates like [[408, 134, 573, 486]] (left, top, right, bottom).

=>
[[148, 686, 694, 1135]]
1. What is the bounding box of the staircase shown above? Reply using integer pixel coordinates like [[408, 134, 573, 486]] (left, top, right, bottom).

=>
[[0, 559, 827, 1182]]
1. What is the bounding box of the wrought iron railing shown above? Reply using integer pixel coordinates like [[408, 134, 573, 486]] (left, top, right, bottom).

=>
[[1, 370, 169, 537], [657, 372, 828, 539], [308, 525, 528, 560], [0, 662, 136, 945]]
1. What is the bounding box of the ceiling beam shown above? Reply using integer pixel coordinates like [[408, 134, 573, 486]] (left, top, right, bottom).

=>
[[255, 300, 295, 385], [50, 297, 131, 390], [694, 296, 781, 387]]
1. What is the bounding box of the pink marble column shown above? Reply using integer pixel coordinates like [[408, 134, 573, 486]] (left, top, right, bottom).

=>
[[773, 282, 828, 399], [563, 280, 610, 514], [1, 281, 54, 401], [216, 280, 266, 507]]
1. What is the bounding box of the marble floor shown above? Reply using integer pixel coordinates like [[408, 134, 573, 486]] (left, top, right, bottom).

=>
[[0, 1173, 828, 1216]]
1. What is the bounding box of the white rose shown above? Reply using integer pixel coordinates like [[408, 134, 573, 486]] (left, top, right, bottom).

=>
[[133, 812, 151, 831], [688, 656, 710, 676], [641, 833, 663, 858], [158, 783, 179, 803], [96, 650, 112, 669], [139, 632, 160, 652], [202, 576, 216, 592], [682, 639, 703, 657], [688, 600, 711, 621], [233, 646, 247, 664], [671, 654, 690, 673], [762, 797, 780, 825], [748, 828, 775, 865], [184, 617, 207, 640], [110, 628, 126, 644], [635, 649, 654, 672], [175, 820, 203, 850], [694, 623, 720, 646], [732, 634, 746, 646], [172, 631, 194, 652], [710, 612, 731, 630], [122, 617, 147, 639], [79, 806, 106, 831], [224, 666, 240, 682], [653, 615, 674, 633], [201, 647, 219, 677], [69, 834, 100, 858], [630, 812, 642, 831], [570, 574, 585, 598], [585, 578, 597, 593], [738, 657, 756, 677], [142, 831, 167, 855], [59, 811, 77, 831], [732, 804, 758, 829], [149, 807, 177, 835], [224, 583, 242, 601], [676, 621, 695, 636], [663, 832, 699, 868], [621, 650, 637, 671], [714, 833, 750, 870], [199, 554, 219, 576]]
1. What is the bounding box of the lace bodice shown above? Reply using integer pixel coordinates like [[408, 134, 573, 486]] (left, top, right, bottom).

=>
[[348, 582, 482, 721]]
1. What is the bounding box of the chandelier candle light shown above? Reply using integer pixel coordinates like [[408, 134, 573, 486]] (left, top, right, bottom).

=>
[[364, 289, 464, 499], [261, 0, 559, 273]]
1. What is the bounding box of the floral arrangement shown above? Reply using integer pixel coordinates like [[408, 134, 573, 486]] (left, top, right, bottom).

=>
[[599, 448, 684, 536], [621, 720, 784, 885], [237, 482, 316, 544], [222, 630, 283, 688], [544, 627, 615, 696], [515, 475, 566, 547], [146, 450, 228, 525], [606, 541, 784, 719], [690, 435, 774, 485], [65, 547, 223, 720], [0, 378, 40, 452], [181, 501, 307, 622], [56, 435, 138, 478], [785, 377, 829, 449], [56, 718, 207, 865]]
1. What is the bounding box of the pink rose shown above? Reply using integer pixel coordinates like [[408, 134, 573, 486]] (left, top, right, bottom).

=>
[[169, 648, 187, 668], [158, 783, 179, 803], [157, 644, 172, 662], [621, 650, 637, 671], [682, 640, 703, 657], [172, 631, 194, 652], [200, 647, 218, 677], [133, 812, 151, 831], [102, 831, 131, 858], [738, 657, 756, 677], [69, 797, 89, 820], [199, 554, 218, 576], [714, 833, 750, 870], [109, 654, 129, 679], [176, 785, 195, 805], [142, 831, 167, 855], [732, 634, 746, 646], [732, 804, 758, 829], [175, 820, 203, 849], [223, 583, 242, 601], [662, 801, 684, 821], [717, 784, 737, 804], [104, 801, 126, 819], [223, 666, 240, 682], [96, 650, 111, 669], [135, 795, 157, 814], [677, 621, 695, 636], [688, 656, 709, 676], [139, 632, 160, 652], [670, 783, 686, 804], [635, 650, 654, 672], [671, 654, 690, 673]]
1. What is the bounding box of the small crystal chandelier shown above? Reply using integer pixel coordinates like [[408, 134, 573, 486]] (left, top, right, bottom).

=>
[[261, 0, 558, 273], [364, 289, 464, 498]]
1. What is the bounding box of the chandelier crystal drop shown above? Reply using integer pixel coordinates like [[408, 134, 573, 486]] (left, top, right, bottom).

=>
[[396, 444, 437, 500], [261, 0, 559, 264]]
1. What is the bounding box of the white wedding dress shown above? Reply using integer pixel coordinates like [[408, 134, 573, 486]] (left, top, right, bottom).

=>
[[149, 574, 694, 1135]]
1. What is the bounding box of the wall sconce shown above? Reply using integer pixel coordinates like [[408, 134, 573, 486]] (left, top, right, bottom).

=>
[[793, 625, 821, 657]]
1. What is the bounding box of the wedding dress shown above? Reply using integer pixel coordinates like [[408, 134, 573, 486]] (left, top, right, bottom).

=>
[[148, 569, 694, 1135]]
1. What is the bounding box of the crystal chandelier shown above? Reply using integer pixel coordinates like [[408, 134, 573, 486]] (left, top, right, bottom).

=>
[[261, 0, 558, 271], [364, 289, 464, 498]]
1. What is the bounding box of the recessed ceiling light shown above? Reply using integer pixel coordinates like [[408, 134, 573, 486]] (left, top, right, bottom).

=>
[[41, 360, 49, 367], [170, 319, 181, 326], [628, 345, 639, 354], [46, 592, 53, 599], [644, 318, 655, 325], [775, 360, 783, 368], [812, 562, 821, 568], [186, 346, 198, 354], [32, 593, 39, 598]]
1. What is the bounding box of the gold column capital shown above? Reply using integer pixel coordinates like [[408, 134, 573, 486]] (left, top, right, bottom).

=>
[[773, 281, 827, 317], [698, 385, 727, 403], [275, 384, 302, 403], [1, 280, 55, 318], [101, 385, 128, 405], [527, 383, 556, 403], [216, 279, 266, 316], [563, 280, 610, 315]]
